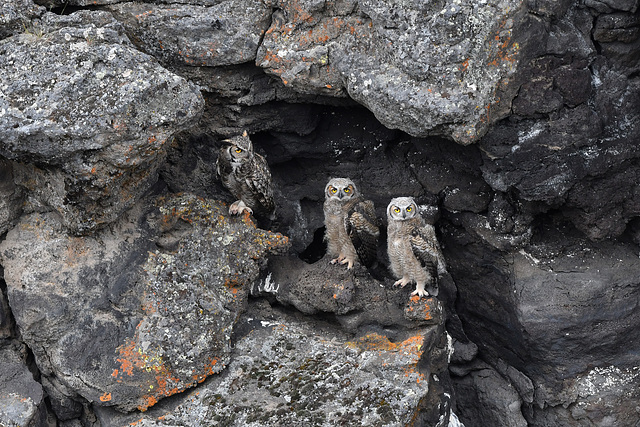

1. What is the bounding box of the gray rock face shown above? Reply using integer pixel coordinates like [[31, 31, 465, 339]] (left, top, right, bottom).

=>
[[0, 193, 289, 414], [0, 159, 23, 237], [256, 0, 526, 143], [443, 213, 640, 425], [452, 361, 527, 427], [0, 0, 45, 40], [0, 0, 639, 425], [0, 10, 203, 234], [100, 0, 526, 143], [479, 2, 640, 240], [107, 1, 272, 68], [0, 344, 48, 427], [94, 299, 453, 427]]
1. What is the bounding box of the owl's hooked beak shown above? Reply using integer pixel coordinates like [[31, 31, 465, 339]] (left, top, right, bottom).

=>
[[337, 192, 343, 200]]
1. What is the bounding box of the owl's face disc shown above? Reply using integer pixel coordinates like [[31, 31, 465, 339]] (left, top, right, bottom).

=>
[[222, 134, 253, 164], [387, 197, 418, 220], [325, 178, 358, 201]]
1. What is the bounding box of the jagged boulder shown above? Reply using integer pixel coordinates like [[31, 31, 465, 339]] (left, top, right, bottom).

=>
[[0, 343, 49, 427], [0, 193, 289, 415], [94, 299, 454, 426], [0, 159, 23, 237], [101, 0, 528, 143], [107, 1, 272, 68], [0, 10, 203, 234], [259, 254, 451, 333], [443, 212, 640, 425], [0, 0, 44, 40]]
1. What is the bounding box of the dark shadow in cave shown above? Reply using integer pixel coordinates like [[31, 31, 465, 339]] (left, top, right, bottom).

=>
[[298, 226, 326, 264]]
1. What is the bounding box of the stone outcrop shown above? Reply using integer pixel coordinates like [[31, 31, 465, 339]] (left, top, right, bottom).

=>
[[0, 10, 203, 235], [0, 0, 639, 425], [0, 194, 289, 415], [93, 299, 453, 426], [0, 344, 50, 427]]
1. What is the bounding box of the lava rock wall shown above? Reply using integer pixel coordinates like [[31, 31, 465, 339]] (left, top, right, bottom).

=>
[[1, 0, 639, 426]]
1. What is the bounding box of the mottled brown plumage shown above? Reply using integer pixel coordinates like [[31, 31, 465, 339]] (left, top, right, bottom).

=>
[[323, 178, 380, 269], [216, 131, 275, 218], [387, 197, 446, 298]]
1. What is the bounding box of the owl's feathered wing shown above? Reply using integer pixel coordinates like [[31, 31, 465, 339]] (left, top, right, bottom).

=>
[[345, 198, 380, 267], [409, 221, 446, 281], [244, 153, 275, 216], [216, 150, 275, 217]]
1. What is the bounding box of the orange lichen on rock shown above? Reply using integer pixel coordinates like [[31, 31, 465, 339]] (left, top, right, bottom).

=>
[[346, 332, 425, 355], [406, 296, 436, 321], [346, 333, 428, 385]]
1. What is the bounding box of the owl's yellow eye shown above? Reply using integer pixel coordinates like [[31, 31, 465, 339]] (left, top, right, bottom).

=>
[[406, 206, 412, 212], [331, 187, 337, 193], [234, 148, 242, 153], [394, 207, 400, 213], [344, 188, 350, 193]]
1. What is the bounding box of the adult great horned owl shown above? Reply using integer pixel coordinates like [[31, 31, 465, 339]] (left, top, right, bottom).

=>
[[386, 197, 447, 298], [323, 177, 380, 269], [216, 131, 275, 218]]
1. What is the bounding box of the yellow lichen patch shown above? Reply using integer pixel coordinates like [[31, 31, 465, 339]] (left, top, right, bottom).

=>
[[99, 392, 112, 402]]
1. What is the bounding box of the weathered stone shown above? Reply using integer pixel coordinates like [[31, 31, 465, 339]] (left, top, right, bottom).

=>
[[594, 12, 640, 43], [0, 193, 289, 413], [0, 0, 45, 40], [0, 10, 203, 234], [0, 344, 48, 427], [532, 365, 640, 426], [261, 254, 449, 333], [443, 213, 640, 421], [452, 361, 527, 427], [107, 1, 272, 68], [94, 299, 453, 426], [256, 0, 526, 143], [0, 159, 23, 237]]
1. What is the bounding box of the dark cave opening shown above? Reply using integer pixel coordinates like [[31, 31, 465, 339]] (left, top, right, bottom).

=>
[[298, 226, 326, 264]]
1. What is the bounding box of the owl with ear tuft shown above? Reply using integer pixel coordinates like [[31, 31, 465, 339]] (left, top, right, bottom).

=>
[[323, 177, 380, 269], [386, 197, 447, 298], [216, 130, 275, 218]]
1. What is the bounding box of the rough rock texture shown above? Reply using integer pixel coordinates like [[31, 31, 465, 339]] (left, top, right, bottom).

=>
[[256, 0, 526, 143], [0, 159, 23, 237], [1, 0, 640, 426], [0, 344, 49, 427], [0, 0, 45, 40], [0, 193, 289, 415], [94, 299, 453, 427], [0, 10, 203, 234], [107, 1, 272, 68], [103, 0, 525, 143], [259, 254, 453, 334], [479, 2, 640, 240], [451, 360, 527, 427]]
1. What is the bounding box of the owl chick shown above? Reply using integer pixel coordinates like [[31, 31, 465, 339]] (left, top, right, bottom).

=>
[[323, 177, 380, 269], [216, 131, 275, 218], [386, 197, 447, 298]]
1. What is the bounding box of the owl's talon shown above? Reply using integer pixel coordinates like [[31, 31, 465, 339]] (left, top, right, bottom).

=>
[[411, 283, 429, 298], [393, 277, 412, 288], [229, 200, 253, 216], [340, 257, 355, 269]]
